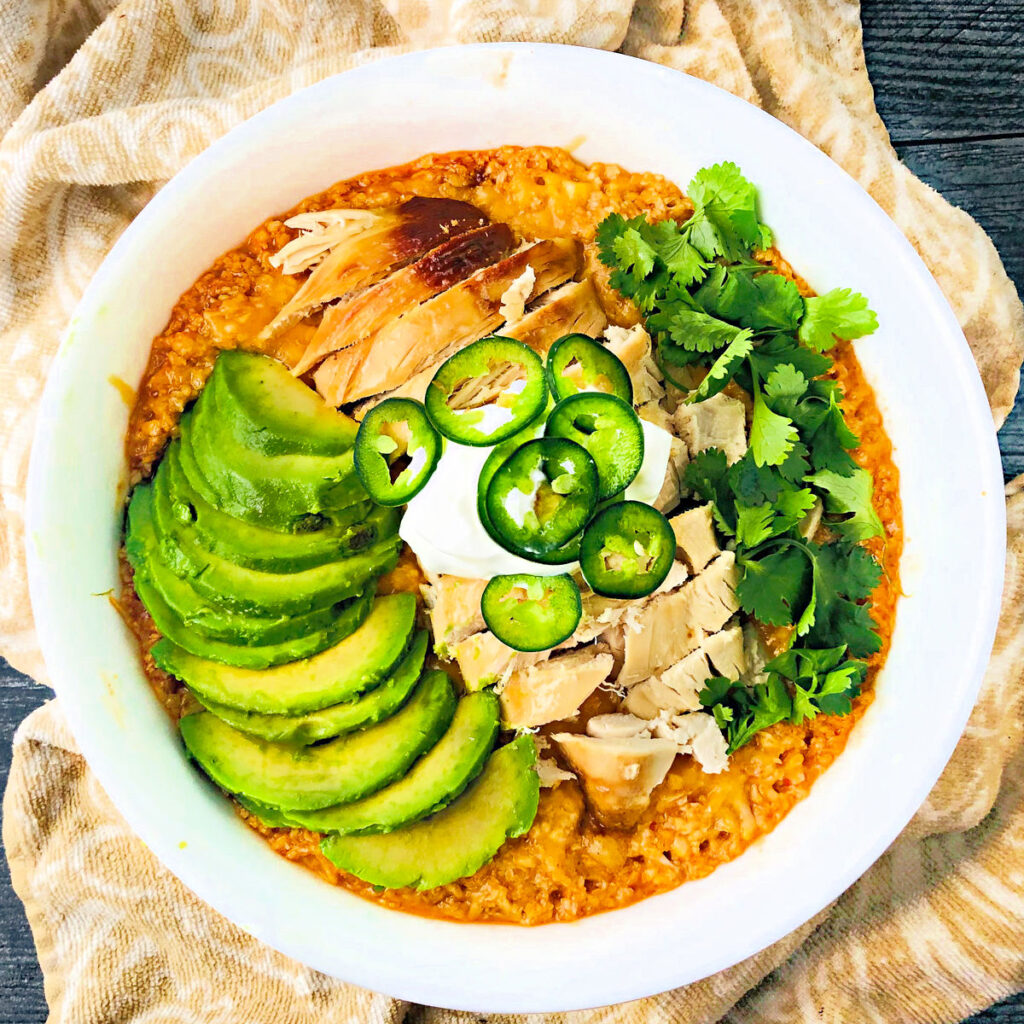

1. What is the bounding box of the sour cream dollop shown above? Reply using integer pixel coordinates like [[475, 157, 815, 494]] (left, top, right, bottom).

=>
[[400, 418, 673, 579]]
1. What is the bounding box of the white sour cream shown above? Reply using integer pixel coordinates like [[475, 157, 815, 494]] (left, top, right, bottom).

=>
[[400, 420, 674, 580]]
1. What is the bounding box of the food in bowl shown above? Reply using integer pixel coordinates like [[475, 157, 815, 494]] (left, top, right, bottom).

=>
[[119, 146, 901, 925]]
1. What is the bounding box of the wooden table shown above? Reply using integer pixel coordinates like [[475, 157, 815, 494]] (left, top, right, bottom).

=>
[[1, 3, 1022, 1020]]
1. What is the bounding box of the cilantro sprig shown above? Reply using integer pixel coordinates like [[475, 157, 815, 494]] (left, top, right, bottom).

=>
[[598, 161, 886, 753]]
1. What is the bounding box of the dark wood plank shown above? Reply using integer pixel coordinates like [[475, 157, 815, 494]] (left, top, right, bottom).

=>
[[0, 662, 52, 1023], [861, 0, 1024, 142]]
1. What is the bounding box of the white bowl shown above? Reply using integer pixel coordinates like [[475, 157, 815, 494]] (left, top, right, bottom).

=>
[[25, 44, 1005, 1012]]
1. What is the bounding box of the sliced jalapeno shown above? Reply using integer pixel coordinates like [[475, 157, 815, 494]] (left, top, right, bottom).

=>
[[545, 393, 644, 501], [425, 336, 548, 446], [353, 398, 441, 506], [481, 573, 582, 652], [580, 500, 675, 598], [485, 438, 598, 558], [546, 333, 633, 404]]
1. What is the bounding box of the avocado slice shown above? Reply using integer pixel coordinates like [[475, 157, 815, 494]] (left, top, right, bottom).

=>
[[153, 592, 417, 714], [130, 479, 400, 618], [180, 670, 456, 810], [126, 483, 363, 651], [267, 690, 500, 835], [185, 374, 363, 531], [135, 575, 372, 670], [196, 630, 428, 742], [151, 449, 399, 594], [320, 736, 539, 889], [213, 350, 358, 456], [159, 441, 376, 573]]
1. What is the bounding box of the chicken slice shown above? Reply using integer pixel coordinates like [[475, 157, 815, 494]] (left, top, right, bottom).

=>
[[263, 197, 489, 341], [421, 574, 488, 657], [506, 277, 608, 354], [623, 624, 745, 719], [313, 238, 582, 405], [603, 324, 665, 406], [356, 278, 608, 414], [672, 392, 748, 464], [669, 504, 721, 573], [500, 647, 614, 729], [615, 552, 740, 686], [292, 224, 514, 376], [551, 733, 677, 828]]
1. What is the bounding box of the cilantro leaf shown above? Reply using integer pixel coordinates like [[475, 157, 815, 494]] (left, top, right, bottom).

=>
[[808, 394, 860, 475], [686, 329, 753, 403], [611, 228, 656, 279], [687, 162, 762, 260], [798, 288, 879, 352], [735, 502, 775, 548], [649, 306, 744, 354], [751, 375, 799, 468], [693, 265, 804, 333], [736, 545, 811, 625], [685, 448, 736, 535], [805, 466, 883, 541], [805, 542, 882, 656], [748, 334, 833, 384], [763, 363, 809, 405]]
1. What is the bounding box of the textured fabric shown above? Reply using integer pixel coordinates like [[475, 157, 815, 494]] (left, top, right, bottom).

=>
[[2, 1, 1023, 1021]]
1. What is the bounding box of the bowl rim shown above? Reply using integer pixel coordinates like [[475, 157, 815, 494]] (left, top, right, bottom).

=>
[[24, 42, 1007, 1012]]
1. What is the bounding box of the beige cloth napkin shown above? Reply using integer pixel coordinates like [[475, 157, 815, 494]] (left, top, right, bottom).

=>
[[3, 2, 1024, 1021]]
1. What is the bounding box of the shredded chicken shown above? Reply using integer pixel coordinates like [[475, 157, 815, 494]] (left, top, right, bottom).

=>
[[672, 392, 748, 464], [497, 264, 536, 323], [669, 504, 721, 573], [268, 209, 379, 275]]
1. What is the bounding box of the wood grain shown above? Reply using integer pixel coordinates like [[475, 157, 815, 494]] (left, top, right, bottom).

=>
[[1, 2, 1023, 1020]]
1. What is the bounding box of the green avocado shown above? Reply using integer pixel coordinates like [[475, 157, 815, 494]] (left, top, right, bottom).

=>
[[195, 630, 428, 742], [268, 690, 500, 835], [151, 444, 399, 598], [213, 350, 358, 456], [320, 736, 539, 890], [179, 670, 456, 811], [126, 483, 364, 652], [149, 490, 400, 618], [135, 575, 372, 670], [153, 592, 417, 714], [159, 441, 376, 574], [185, 373, 363, 531]]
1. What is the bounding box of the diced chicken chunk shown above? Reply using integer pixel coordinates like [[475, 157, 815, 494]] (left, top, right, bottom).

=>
[[585, 712, 651, 739], [452, 631, 550, 692], [623, 625, 745, 719], [650, 712, 730, 775], [421, 574, 487, 656], [652, 437, 690, 513], [551, 733, 677, 828], [603, 324, 665, 406], [533, 736, 576, 788], [669, 504, 720, 573], [500, 648, 614, 728], [616, 552, 739, 686], [672, 392, 748, 464]]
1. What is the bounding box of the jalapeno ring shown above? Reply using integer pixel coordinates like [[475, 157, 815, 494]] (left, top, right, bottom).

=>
[[425, 336, 548, 446], [579, 500, 676, 598], [545, 333, 633, 404], [353, 398, 441, 506], [480, 573, 582, 652]]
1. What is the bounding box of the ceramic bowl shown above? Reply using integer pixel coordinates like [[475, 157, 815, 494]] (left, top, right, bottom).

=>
[[25, 44, 1005, 1012]]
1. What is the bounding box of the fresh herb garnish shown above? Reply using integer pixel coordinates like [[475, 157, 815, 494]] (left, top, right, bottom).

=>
[[597, 161, 885, 752]]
